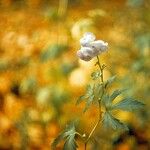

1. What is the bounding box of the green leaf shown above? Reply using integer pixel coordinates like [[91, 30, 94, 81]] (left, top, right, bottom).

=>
[[63, 134, 78, 150], [76, 95, 87, 105], [76, 84, 94, 106], [101, 94, 110, 108], [102, 112, 128, 130], [109, 89, 126, 102], [83, 95, 95, 113], [40, 44, 68, 62], [51, 123, 77, 150], [93, 83, 103, 100], [111, 98, 145, 112], [102, 89, 126, 110], [91, 71, 101, 80], [86, 84, 94, 96], [105, 76, 116, 88]]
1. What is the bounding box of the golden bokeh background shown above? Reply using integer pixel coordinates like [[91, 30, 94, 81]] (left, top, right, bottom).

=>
[[0, 0, 149, 149]]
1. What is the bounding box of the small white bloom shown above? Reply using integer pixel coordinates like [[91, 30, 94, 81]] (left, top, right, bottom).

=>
[[77, 32, 108, 61], [80, 32, 96, 47], [90, 40, 108, 52], [77, 47, 93, 61]]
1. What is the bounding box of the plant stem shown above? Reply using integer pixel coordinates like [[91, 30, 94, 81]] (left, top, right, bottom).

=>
[[84, 56, 104, 150]]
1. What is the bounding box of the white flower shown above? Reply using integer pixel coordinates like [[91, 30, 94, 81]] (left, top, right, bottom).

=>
[[90, 40, 108, 52], [77, 47, 93, 61], [80, 32, 95, 47], [77, 32, 108, 61]]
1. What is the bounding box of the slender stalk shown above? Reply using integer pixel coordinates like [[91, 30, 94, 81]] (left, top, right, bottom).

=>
[[84, 56, 105, 150]]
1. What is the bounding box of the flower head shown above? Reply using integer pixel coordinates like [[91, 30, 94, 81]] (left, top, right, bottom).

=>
[[77, 32, 108, 61]]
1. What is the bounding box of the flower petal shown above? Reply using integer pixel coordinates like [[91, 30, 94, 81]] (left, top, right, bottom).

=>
[[80, 32, 96, 47], [90, 40, 108, 52]]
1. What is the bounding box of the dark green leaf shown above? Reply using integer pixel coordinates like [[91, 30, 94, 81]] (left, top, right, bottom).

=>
[[109, 89, 126, 102], [86, 84, 94, 96], [63, 134, 78, 150], [111, 98, 145, 112], [101, 94, 110, 108], [102, 112, 128, 130], [93, 83, 103, 100], [40, 44, 68, 62], [51, 123, 77, 150], [76, 84, 94, 106], [83, 95, 95, 113], [76, 95, 87, 105], [105, 76, 116, 88]]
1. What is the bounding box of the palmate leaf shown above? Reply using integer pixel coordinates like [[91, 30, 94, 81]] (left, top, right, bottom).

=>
[[101, 89, 125, 109], [76, 84, 94, 105], [111, 98, 145, 112], [109, 89, 127, 102], [83, 95, 95, 113], [102, 112, 128, 130], [63, 134, 78, 150], [51, 123, 78, 150], [76, 83, 103, 112]]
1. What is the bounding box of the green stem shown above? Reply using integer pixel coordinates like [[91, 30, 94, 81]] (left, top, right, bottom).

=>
[[84, 56, 105, 150]]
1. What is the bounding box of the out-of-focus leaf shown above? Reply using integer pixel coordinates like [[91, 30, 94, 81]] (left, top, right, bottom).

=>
[[63, 133, 78, 150], [111, 98, 145, 112], [51, 123, 78, 150], [109, 89, 126, 102], [127, 0, 143, 7], [76, 84, 93, 105], [20, 76, 37, 94], [50, 86, 69, 109], [77, 83, 103, 112], [101, 89, 125, 109], [43, 8, 59, 21], [102, 112, 128, 130], [135, 33, 150, 52], [40, 44, 68, 62], [0, 59, 9, 71], [93, 83, 103, 100], [83, 95, 95, 113], [76, 95, 87, 105], [101, 94, 110, 108], [105, 76, 116, 88], [76, 84, 95, 112], [91, 71, 101, 80], [60, 63, 77, 76]]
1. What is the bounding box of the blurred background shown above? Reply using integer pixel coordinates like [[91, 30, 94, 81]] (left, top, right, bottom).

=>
[[0, 0, 149, 149]]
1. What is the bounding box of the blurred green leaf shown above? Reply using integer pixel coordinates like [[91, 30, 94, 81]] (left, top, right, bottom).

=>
[[40, 44, 68, 62], [105, 76, 116, 88], [109, 89, 127, 102], [127, 0, 143, 7], [83, 95, 95, 113], [111, 98, 145, 112], [102, 112, 128, 130], [51, 123, 78, 150], [60, 63, 77, 76], [20, 76, 37, 94], [76, 84, 95, 112], [91, 71, 101, 80], [0, 59, 9, 71]]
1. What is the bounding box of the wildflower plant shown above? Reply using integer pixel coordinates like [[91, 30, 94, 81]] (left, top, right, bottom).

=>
[[51, 32, 144, 150]]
